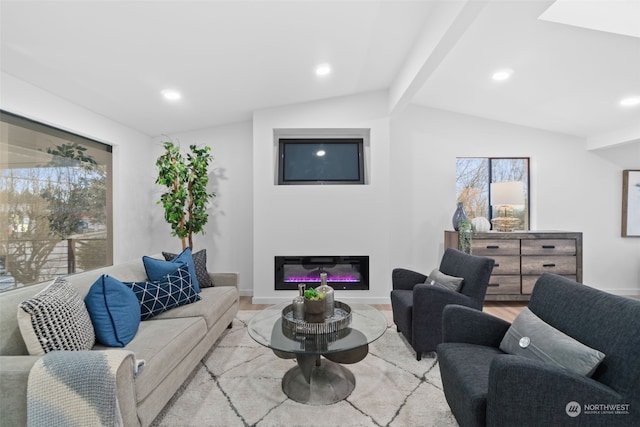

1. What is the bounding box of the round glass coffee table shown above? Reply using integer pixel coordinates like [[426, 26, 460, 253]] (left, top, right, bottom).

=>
[[248, 302, 387, 405]]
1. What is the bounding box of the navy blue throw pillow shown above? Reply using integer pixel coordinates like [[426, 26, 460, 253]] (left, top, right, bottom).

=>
[[124, 264, 200, 320]]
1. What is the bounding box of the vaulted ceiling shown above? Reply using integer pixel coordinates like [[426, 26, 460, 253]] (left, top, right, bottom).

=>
[[1, 0, 639, 147]]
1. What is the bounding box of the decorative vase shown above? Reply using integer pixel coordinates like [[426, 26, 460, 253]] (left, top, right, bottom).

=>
[[472, 216, 490, 232], [452, 202, 468, 231], [304, 299, 326, 323], [315, 272, 334, 318], [292, 284, 306, 320]]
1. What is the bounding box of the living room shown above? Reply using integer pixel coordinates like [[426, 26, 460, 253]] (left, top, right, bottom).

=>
[[1, 1, 639, 425]]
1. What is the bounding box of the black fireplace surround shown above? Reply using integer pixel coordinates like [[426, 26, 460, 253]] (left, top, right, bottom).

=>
[[275, 256, 369, 291]]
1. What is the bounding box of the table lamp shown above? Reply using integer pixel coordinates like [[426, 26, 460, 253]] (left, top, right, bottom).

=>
[[490, 181, 524, 231]]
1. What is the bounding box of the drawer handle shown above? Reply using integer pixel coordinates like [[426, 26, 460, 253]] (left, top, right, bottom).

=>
[[494, 263, 500, 267], [488, 283, 500, 287], [486, 245, 499, 249], [542, 245, 556, 249], [543, 263, 556, 268]]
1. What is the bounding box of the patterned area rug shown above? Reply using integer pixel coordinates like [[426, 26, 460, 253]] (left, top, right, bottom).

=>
[[152, 310, 458, 427]]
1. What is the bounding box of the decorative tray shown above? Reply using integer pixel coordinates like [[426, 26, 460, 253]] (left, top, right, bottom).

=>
[[281, 301, 352, 335]]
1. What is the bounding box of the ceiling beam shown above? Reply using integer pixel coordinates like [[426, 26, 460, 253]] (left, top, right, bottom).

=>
[[587, 124, 640, 151], [388, 0, 489, 118]]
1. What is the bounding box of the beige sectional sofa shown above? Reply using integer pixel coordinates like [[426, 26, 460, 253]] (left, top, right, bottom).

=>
[[0, 255, 239, 427]]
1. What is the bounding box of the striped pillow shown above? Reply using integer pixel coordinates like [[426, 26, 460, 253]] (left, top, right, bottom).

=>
[[17, 278, 96, 355]]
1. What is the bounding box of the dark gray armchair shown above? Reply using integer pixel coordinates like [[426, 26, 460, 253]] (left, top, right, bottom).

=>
[[437, 274, 640, 427], [390, 248, 495, 360]]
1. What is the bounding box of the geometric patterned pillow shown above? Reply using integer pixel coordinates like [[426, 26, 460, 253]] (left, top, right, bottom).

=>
[[123, 264, 201, 320], [163, 248, 213, 288], [17, 278, 96, 355]]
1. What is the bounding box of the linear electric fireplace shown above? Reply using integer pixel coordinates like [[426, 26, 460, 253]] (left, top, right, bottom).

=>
[[275, 256, 369, 291]]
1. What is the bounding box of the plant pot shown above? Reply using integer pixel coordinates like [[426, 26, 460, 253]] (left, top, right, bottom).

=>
[[304, 299, 326, 323]]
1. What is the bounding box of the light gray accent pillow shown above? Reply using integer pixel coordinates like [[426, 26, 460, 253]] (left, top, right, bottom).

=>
[[499, 307, 605, 377], [426, 268, 464, 292], [18, 278, 96, 355]]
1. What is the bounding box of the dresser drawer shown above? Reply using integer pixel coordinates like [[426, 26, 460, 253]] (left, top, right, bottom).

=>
[[490, 256, 520, 275], [521, 256, 576, 275], [486, 275, 521, 295], [521, 239, 576, 255], [472, 239, 520, 256], [522, 275, 578, 294]]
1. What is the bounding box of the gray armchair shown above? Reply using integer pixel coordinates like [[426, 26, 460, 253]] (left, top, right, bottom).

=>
[[390, 248, 495, 360], [437, 274, 640, 427]]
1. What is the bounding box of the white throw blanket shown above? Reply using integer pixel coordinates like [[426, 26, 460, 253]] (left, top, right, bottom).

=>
[[27, 350, 142, 427]]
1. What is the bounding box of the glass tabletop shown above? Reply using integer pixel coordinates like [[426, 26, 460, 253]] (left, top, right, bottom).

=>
[[248, 302, 388, 355]]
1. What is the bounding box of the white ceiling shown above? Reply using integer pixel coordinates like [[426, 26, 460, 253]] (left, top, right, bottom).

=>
[[1, 0, 639, 145]]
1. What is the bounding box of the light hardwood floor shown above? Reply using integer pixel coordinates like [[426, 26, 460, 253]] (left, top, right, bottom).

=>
[[239, 297, 527, 323]]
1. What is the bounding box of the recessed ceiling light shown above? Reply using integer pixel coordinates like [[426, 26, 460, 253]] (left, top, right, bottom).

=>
[[492, 69, 513, 81], [161, 89, 181, 100], [316, 150, 326, 157], [619, 96, 640, 107], [315, 64, 332, 77]]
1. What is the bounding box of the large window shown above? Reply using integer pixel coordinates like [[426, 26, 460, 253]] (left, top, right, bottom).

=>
[[456, 157, 529, 231], [0, 111, 112, 292]]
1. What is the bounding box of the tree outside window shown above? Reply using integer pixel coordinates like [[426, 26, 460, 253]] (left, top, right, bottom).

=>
[[0, 111, 112, 291], [456, 158, 529, 230]]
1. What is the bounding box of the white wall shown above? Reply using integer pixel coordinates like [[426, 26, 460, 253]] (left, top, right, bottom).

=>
[[0, 73, 155, 263], [149, 121, 254, 294], [391, 104, 640, 295], [252, 91, 392, 304]]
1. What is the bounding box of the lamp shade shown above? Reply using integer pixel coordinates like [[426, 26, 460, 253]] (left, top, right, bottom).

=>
[[490, 181, 524, 206]]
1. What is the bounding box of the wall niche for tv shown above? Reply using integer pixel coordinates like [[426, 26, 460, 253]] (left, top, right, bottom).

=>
[[274, 128, 369, 185]]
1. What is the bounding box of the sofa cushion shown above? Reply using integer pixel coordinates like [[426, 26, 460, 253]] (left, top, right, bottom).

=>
[[85, 275, 141, 347], [17, 278, 96, 355], [143, 250, 200, 293], [151, 285, 238, 329], [124, 264, 200, 320], [163, 249, 213, 288], [97, 316, 207, 403], [426, 268, 464, 292], [499, 307, 605, 377]]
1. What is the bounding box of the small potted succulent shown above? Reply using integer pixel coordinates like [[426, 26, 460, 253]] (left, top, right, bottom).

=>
[[303, 288, 326, 323]]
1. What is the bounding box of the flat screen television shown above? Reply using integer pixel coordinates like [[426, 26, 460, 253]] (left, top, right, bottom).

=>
[[277, 138, 365, 185]]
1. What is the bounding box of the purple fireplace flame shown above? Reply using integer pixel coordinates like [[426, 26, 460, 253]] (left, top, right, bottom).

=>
[[275, 256, 369, 291], [284, 275, 360, 283]]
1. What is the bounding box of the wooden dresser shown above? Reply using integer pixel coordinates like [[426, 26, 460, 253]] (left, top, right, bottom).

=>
[[444, 231, 583, 301]]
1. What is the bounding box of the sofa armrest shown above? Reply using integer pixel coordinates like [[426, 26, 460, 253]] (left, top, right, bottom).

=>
[[115, 353, 139, 427], [0, 355, 40, 427], [210, 272, 238, 288], [392, 268, 427, 291], [487, 355, 636, 426], [441, 304, 511, 347], [1, 352, 141, 427]]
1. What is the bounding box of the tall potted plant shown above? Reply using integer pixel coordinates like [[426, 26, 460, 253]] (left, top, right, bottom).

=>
[[156, 141, 215, 249]]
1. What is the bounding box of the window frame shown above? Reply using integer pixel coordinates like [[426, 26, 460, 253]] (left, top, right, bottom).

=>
[[0, 110, 113, 290], [456, 157, 530, 231]]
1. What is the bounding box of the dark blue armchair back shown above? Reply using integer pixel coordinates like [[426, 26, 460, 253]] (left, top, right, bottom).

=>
[[528, 273, 640, 402]]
